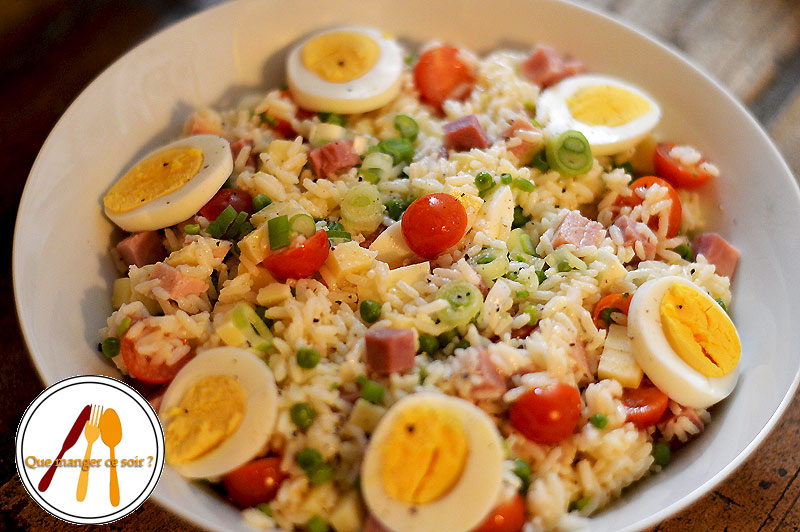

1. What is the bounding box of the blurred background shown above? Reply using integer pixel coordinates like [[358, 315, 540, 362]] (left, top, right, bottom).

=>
[[1, 1, 799, 530]]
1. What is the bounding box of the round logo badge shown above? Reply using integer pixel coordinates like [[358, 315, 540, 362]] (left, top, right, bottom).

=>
[[15, 375, 164, 524]]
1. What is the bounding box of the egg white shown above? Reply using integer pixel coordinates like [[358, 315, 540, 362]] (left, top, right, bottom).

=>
[[535, 74, 661, 156], [105, 134, 232, 232], [361, 392, 504, 532], [159, 347, 278, 479], [628, 276, 739, 409], [287, 26, 403, 114]]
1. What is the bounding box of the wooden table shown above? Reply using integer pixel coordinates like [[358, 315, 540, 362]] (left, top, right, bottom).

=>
[[1, 1, 799, 530]]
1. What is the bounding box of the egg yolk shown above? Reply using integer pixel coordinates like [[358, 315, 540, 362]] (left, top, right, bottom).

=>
[[164, 375, 246, 465], [566, 85, 651, 127], [659, 283, 741, 378], [379, 405, 468, 504], [301, 31, 380, 83], [103, 146, 204, 214]]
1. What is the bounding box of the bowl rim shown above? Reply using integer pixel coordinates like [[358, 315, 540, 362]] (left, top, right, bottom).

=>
[[12, 0, 800, 531]]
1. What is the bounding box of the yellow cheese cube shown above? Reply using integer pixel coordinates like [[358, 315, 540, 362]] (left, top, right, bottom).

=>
[[329, 490, 365, 532], [327, 241, 377, 281], [257, 283, 292, 307], [598, 324, 643, 388], [112, 278, 132, 310]]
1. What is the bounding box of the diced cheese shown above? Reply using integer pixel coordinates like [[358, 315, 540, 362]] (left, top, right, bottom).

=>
[[214, 313, 247, 347], [386, 261, 430, 288], [329, 490, 364, 532], [596, 257, 627, 290], [257, 283, 292, 306], [238, 225, 270, 264], [112, 278, 132, 310], [326, 241, 377, 282], [349, 398, 387, 433], [369, 221, 415, 268], [598, 324, 643, 388], [473, 185, 514, 241]]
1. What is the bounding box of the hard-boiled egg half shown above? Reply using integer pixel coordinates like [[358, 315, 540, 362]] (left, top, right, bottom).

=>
[[159, 347, 278, 479], [287, 26, 404, 114], [628, 276, 741, 409], [361, 392, 504, 532], [535, 74, 661, 156], [103, 135, 232, 232]]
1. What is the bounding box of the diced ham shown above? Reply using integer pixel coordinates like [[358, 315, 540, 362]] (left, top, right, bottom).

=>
[[364, 327, 416, 374], [552, 211, 606, 248], [308, 139, 361, 179], [230, 138, 257, 169], [613, 215, 656, 260], [570, 341, 593, 385], [116, 231, 166, 268], [468, 349, 508, 400], [692, 232, 740, 278], [149, 263, 208, 300], [363, 516, 393, 532], [443, 114, 489, 152], [502, 118, 544, 165], [520, 45, 586, 88]]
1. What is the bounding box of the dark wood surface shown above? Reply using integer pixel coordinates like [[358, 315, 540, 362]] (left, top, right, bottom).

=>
[[1, 1, 799, 531]]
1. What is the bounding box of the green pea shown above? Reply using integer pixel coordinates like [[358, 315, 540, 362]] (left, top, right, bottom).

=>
[[417, 333, 439, 356], [306, 516, 330, 532], [359, 300, 382, 324], [296, 347, 321, 369], [652, 442, 671, 467], [512, 458, 532, 493], [357, 376, 385, 405], [474, 172, 495, 192], [101, 337, 120, 359], [384, 198, 409, 220], [437, 329, 458, 346], [295, 448, 324, 470], [183, 223, 201, 235], [290, 403, 317, 430], [589, 413, 608, 429], [252, 194, 272, 212], [307, 463, 334, 485]]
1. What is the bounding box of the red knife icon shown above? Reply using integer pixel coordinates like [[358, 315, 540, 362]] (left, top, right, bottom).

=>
[[38, 404, 91, 492]]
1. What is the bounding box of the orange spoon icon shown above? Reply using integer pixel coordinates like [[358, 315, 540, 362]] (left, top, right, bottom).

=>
[[99, 408, 122, 506]]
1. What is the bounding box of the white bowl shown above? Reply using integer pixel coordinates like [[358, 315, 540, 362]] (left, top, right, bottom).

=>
[[13, 1, 800, 531]]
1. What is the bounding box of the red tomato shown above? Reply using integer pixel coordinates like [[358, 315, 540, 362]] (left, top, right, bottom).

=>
[[413, 46, 475, 110], [653, 143, 715, 189], [120, 331, 190, 384], [509, 383, 582, 445], [592, 293, 632, 329], [616, 176, 682, 238], [198, 188, 253, 221], [222, 457, 287, 508], [261, 230, 330, 279], [401, 193, 468, 258], [472, 493, 526, 532], [622, 385, 669, 428]]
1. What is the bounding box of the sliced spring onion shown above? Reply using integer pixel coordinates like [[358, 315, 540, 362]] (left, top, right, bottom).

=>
[[673, 243, 694, 261], [516, 290, 529, 298], [357, 375, 385, 404], [508, 228, 537, 257], [231, 302, 274, 351], [252, 193, 272, 212], [325, 229, 352, 240], [557, 260, 572, 272], [515, 267, 541, 293], [393, 114, 419, 141], [327, 220, 345, 232], [546, 130, 593, 176], [435, 280, 484, 327], [360, 151, 394, 184], [715, 298, 729, 314], [652, 442, 671, 467], [341, 183, 383, 233], [523, 304, 540, 326], [236, 221, 254, 240], [535, 269, 547, 284], [306, 516, 330, 532], [117, 317, 132, 337], [183, 223, 200, 235], [267, 215, 290, 250], [226, 210, 249, 239], [512, 458, 532, 493], [289, 213, 316, 237], [512, 177, 536, 192], [437, 329, 458, 346], [206, 205, 238, 239], [530, 150, 550, 173], [318, 112, 346, 126], [470, 248, 510, 283], [373, 138, 414, 165], [474, 172, 495, 193], [500, 173, 513, 185], [549, 249, 588, 271]]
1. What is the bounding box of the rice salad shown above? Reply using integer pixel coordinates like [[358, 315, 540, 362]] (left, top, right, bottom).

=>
[[100, 27, 742, 532]]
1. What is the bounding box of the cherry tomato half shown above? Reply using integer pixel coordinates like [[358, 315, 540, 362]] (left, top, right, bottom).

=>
[[413, 46, 475, 110], [120, 331, 190, 384], [261, 229, 330, 279], [472, 493, 526, 532], [616, 176, 682, 238], [509, 383, 582, 445], [222, 457, 287, 508], [592, 293, 632, 329], [622, 384, 669, 428], [401, 193, 468, 259], [199, 188, 253, 221], [653, 142, 715, 189]]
